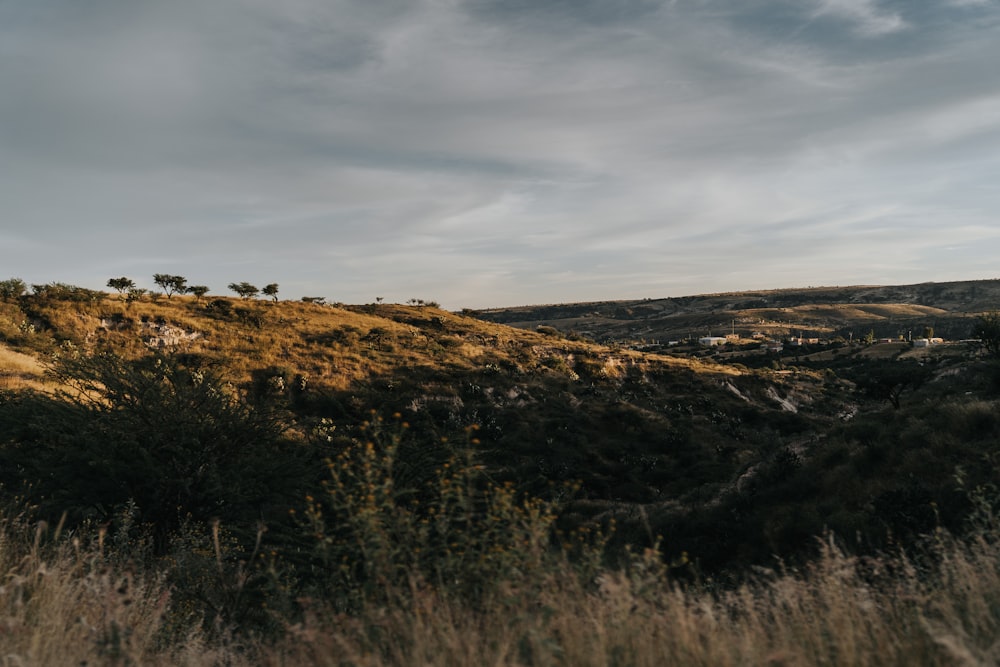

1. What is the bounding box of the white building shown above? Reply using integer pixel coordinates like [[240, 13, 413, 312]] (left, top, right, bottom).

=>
[[699, 336, 727, 347]]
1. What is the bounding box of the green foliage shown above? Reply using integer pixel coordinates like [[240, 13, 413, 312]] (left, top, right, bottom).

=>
[[229, 282, 259, 300], [972, 311, 1000, 358], [30, 282, 103, 302], [152, 274, 188, 299], [106, 277, 135, 296], [300, 415, 566, 607], [188, 285, 210, 301], [262, 284, 279, 302], [0, 351, 305, 550], [0, 277, 26, 301], [849, 359, 933, 409]]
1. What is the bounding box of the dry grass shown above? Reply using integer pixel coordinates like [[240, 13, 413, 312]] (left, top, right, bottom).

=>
[[0, 517, 255, 666], [265, 535, 1000, 667], [0, 343, 49, 392], [0, 514, 995, 666]]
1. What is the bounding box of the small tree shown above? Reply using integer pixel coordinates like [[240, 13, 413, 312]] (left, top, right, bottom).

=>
[[852, 360, 932, 409], [972, 312, 1000, 358], [188, 285, 210, 301], [153, 274, 189, 299], [107, 277, 135, 298], [262, 283, 279, 302], [0, 278, 26, 301], [126, 287, 148, 304], [228, 282, 260, 300]]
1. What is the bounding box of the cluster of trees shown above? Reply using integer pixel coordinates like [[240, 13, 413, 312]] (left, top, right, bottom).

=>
[[103, 275, 279, 302]]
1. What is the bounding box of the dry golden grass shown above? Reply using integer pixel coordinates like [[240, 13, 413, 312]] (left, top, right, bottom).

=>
[[0, 343, 50, 392], [0, 509, 995, 666], [265, 535, 999, 667], [0, 517, 255, 666]]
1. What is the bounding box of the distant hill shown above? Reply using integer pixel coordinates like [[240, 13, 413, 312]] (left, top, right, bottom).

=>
[[470, 279, 1000, 344]]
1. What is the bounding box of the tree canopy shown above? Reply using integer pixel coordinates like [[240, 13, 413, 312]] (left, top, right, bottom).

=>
[[107, 277, 135, 296], [229, 282, 260, 300], [153, 274, 188, 298], [972, 312, 1000, 358]]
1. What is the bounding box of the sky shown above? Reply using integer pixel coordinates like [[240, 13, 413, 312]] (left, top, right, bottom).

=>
[[2, 0, 1000, 309]]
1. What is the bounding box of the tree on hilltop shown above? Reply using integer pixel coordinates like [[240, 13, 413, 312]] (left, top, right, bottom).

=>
[[153, 274, 189, 299], [188, 285, 210, 301], [0, 278, 26, 301], [262, 283, 279, 302], [107, 277, 135, 297], [229, 282, 260, 300]]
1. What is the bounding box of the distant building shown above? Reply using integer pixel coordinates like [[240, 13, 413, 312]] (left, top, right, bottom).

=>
[[699, 336, 727, 347], [787, 337, 819, 347], [914, 337, 944, 348]]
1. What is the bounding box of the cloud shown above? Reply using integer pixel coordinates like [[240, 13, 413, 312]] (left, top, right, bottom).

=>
[[1, 0, 1000, 307], [812, 0, 907, 36]]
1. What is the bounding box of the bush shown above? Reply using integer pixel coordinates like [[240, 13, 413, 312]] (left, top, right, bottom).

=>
[[0, 351, 306, 551], [299, 416, 565, 608]]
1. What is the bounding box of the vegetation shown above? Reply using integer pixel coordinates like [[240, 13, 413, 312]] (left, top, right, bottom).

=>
[[107, 276, 136, 296], [0, 277, 27, 301], [972, 311, 1000, 357], [0, 277, 999, 663], [230, 281, 260, 300], [154, 273, 190, 299], [189, 285, 211, 301]]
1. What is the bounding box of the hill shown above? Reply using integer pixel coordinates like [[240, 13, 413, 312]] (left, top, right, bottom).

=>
[[0, 281, 997, 572], [1, 281, 1000, 663], [470, 279, 1000, 345]]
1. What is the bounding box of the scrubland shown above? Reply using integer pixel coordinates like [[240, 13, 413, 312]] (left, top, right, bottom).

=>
[[0, 284, 998, 665]]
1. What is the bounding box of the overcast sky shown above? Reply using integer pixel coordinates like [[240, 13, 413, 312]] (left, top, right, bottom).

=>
[[2, 0, 999, 308]]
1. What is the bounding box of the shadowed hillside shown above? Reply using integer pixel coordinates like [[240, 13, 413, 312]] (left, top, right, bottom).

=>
[[1, 281, 1000, 663]]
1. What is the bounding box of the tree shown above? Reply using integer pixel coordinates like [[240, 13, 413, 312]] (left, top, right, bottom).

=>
[[262, 283, 279, 302], [188, 285, 210, 301], [0, 278, 26, 301], [851, 360, 932, 409], [107, 277, 135, 297], [972, 312, 1000, 358], [126, 287, 148, 304], [228, 282, 259, 300], [153, 274, 189, 299]]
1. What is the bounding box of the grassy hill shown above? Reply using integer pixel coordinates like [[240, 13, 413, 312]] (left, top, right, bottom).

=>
[[1, 281, 999, 663]]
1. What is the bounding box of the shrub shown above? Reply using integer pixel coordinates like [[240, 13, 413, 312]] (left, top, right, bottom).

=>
[[299, 416, 565, 608], [0, 351, 306, 551]]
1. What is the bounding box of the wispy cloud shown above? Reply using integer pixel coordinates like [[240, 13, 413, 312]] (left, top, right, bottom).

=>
[[1, 0, 999, 307], [812, 0, 907, 36]]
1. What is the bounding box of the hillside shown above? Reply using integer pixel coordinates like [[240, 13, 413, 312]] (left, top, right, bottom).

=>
[[1, 282, 998, 572], [471, 279, 1000, 344], [1, 281, 1000, 663]]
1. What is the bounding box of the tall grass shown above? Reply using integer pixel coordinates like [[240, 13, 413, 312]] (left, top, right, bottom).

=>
[[267, 533, 999, 666], [0, 492, 997, 665]]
